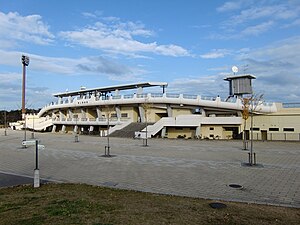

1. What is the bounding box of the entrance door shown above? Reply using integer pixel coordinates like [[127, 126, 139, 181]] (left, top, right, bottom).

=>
[[261, 130, 267, 141]]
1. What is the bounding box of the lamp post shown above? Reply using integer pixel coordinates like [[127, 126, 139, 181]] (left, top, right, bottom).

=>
[[74, 114, 79, 142], [4, 110, 7, 136], [21, 55, 29, 142]]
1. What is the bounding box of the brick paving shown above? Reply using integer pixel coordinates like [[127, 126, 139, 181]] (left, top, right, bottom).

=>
[[0, 129, 299, 208]]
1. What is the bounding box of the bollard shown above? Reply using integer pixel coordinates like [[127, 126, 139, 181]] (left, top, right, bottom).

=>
[[74, 134, 79, 142], [105, 146, 110, 156], [34, 140, 40, 188], [248, 152, 251, 165], [253, 153, 256, 165]]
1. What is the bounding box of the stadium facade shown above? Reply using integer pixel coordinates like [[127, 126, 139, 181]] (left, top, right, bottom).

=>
[[19, 76, 300, 141]]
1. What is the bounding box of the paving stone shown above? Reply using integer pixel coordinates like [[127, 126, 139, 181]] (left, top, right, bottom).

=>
[[0, 129, 299, 208]]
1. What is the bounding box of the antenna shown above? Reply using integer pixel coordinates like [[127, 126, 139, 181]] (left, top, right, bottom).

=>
[[231, 66, 238, 75]]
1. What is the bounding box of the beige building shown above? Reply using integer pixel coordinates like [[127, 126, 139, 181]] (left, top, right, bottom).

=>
[[20, 81, 299, 141]]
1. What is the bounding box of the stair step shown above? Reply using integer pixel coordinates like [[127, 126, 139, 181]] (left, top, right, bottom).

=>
[[109, 122, 152, 138]]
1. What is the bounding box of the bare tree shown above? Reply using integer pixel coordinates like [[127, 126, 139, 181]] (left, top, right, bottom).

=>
[[104, 104, 115, 156], [244, 93, 264, 165], [141, 100, 153, 147], [241, 98, 250, 150]]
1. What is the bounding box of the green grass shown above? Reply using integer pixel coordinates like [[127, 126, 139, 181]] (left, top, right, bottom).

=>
[[0, 183, 299, 225]]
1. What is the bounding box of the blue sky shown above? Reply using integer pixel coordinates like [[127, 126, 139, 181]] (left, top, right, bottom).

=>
[[0, 0, 300, 110]]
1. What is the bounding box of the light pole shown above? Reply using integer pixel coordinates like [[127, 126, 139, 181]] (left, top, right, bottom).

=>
[[4, 110, 7, 136], [74, 114, 79, 142], [250, 105, 254, 165], [21, 55, 29, 142], [31, 109, 35, 139]]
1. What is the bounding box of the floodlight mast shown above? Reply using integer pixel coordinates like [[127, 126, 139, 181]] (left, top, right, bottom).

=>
[[21, 55, 29, 119]]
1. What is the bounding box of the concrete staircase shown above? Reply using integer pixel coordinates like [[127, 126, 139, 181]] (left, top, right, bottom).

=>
[[109, 122, 150, 138]]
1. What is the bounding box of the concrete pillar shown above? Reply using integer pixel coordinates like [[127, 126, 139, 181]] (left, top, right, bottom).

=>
[[61, 125, 66, 133], [167, 105, 172, 117], [137, 87, 143, 94], [115, 106, 121, 120], [59, 110, 64, 121], [58, 97, 62, 104], [81, 108, 86, 119], [68, 96, 72, 103], [138, 105, 145, 122], [201, 108, 206, 117], [195, 126, 201, 138], [51, 112, 56, 120], [73, 125, 78, 133], [96, 107, 102, 119], [89, 126, 94, 132], [161, 127, 166, 138], [68, 109, 73, 119], [52, 125, 56, 133]]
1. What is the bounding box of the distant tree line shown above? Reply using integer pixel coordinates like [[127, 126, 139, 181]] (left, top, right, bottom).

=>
[[0, 109, 40, 125]]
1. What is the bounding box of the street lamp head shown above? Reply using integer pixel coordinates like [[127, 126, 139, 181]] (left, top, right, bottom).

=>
[[21, 55, 30, 66]]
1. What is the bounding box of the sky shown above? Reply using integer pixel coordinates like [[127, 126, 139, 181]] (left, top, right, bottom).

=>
[[0, 0, 300, 110]]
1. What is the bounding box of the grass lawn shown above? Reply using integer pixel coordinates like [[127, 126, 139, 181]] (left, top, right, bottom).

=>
[[0, 183, 299, 225]]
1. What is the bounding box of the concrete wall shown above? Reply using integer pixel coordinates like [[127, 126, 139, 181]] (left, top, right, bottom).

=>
[[166, 127, 195, 139], [201, 125, 224, 139]]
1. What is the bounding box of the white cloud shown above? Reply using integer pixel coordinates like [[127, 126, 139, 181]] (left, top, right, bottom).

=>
[[0, 11, 54, 47], [217, 1, 242, 12], [240, 21, 274, 36], [216, 2, 300, 39], [60, 18, 190, 57], [169, 74, 228, 98], [235, 36, 300, 102], [82, 11, 102, 19], [0, 50, 146, 109], [0, 49, 144, 80], [231, 5, 298, 25], [200, 49, 231, 59]]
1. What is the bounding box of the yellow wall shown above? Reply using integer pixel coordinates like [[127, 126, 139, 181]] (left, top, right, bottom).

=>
[[166, 127, 195, 139], [172, 108, 192, 117], [201, 125, 224, 139], [86, 108, 97, 119]]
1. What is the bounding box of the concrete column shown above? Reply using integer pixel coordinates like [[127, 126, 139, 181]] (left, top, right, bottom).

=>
[[51, 112, 56, 120], [58, 97, 62, 104], [137, 87, 143, 94], [138, 105, 145, 122], [61, 125, 66, 133], [167, 105, 172, 117], [161, 127, 166, 138], [68, 96, 72, 103], [52, 125, 56, 133], [81, 108, 86, 119], [68, 109, 73, 119], [115, 106, 121, 120], [73, 125, 78, 133], [195, 126, 201, 138], [89, 126, 94, 132], [201, 108, 206, 117], [59, 110, 64, 121], [96, 107, 102, 119]]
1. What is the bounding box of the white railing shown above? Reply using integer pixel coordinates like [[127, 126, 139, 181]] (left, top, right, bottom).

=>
[[38, 93, 277, 117]]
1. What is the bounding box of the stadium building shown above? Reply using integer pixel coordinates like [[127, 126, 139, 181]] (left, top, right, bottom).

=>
[[20, 75, 300, 141]]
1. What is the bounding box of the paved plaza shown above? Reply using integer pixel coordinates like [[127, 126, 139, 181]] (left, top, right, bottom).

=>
[[0, 129, 299, 208]]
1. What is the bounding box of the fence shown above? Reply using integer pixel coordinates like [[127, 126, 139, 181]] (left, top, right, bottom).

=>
[[251, 132, 300, 141]]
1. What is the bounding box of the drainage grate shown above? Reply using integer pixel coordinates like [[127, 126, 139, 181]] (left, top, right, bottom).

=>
[[209, 202, 227, 209], [228, 184, 243, 189]]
